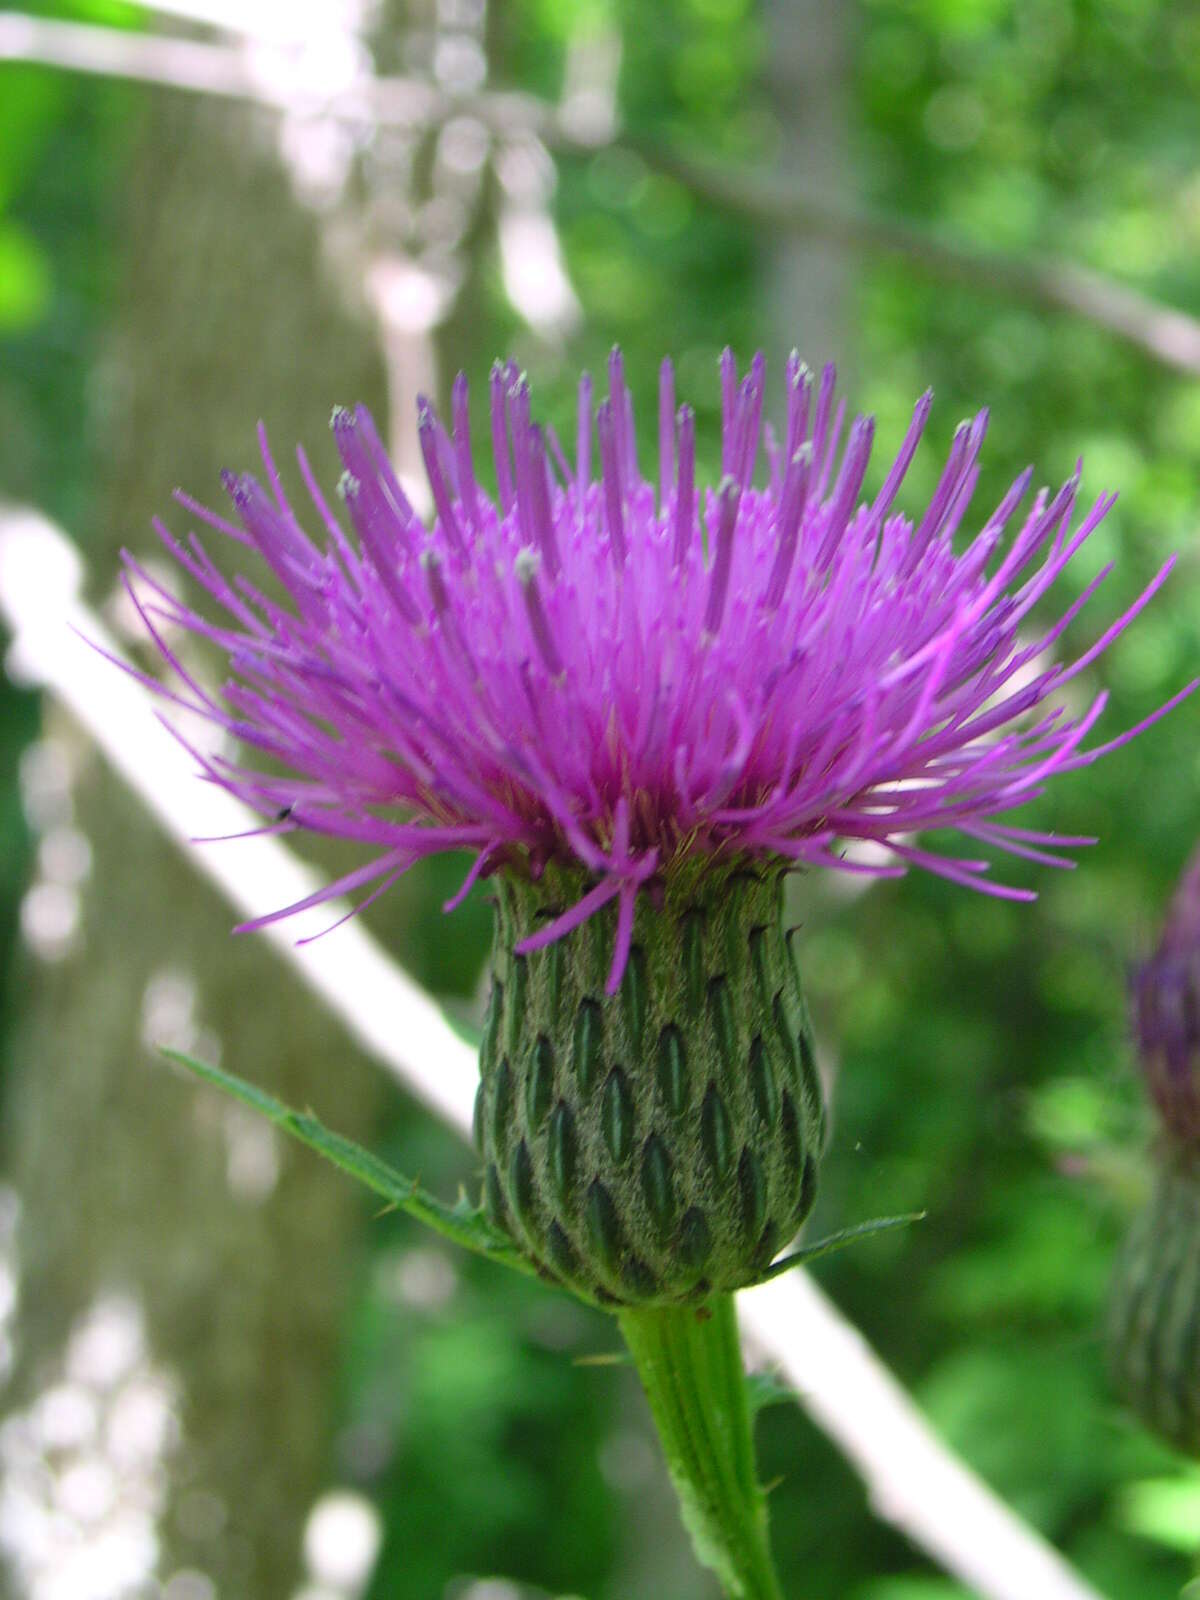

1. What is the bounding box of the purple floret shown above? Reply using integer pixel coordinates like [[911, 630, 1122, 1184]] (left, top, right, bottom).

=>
[[120, 349, 1193, 991]]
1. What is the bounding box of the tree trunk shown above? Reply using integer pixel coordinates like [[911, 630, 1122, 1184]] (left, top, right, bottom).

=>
[[3, 86, 394, 1597], [761, 0, 851, 371]]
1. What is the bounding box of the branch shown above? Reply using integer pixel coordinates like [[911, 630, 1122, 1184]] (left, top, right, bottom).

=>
[[619, 141, 1200, 380], [0, 504, 1109, 1600], [3, 13, 1200, 379], [0, 506, 479, 1134], [0, 12, 443, 126], [741, 1273, 1106, 1600]]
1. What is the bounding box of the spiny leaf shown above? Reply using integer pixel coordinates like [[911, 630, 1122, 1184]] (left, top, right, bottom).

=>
[[162, 1048, 535, 1277], [745, 1370, 794, 1416], [754, 1212, 926, 1284]]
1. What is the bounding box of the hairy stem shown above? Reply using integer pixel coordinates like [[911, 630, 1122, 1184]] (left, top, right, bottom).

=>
[[618, 1295, 784, 1600]]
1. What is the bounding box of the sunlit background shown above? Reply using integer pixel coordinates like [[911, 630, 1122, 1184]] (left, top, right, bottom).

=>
[[2, 2, 1200, 1597]]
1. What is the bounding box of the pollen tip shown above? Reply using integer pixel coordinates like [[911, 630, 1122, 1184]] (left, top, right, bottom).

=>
[[515, 546, 542, 585]]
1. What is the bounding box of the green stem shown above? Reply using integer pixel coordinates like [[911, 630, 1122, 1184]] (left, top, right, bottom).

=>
[[618, 1294, 784, 1600]]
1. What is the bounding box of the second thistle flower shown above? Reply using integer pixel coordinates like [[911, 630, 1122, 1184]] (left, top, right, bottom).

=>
[[1110, 854, 1200, 1450]]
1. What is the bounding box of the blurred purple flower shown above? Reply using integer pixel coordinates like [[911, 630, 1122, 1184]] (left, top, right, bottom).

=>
[[120, 349, 1192, 990], [1133, 850, 1200, 1144]]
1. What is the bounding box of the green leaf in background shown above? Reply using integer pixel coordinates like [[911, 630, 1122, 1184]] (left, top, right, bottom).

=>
[[0, 221, 50, 332], [0, 70, 65, 212], [161, 1047, 536, 1278], [1118, 1474, 1200, 1555], [46, 0, 143, 27], [853, 1579, 970, 1600]]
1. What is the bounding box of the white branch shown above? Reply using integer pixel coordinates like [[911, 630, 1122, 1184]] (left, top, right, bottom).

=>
[[0, 14, 279, 105], [0, 507, 477, 1133], [0, 13, 474, 130], [0, 507, 1109, 1600], [741, 1272, 1107, 1600]]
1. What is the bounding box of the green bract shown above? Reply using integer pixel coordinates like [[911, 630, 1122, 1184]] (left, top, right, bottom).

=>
[[1109, 1150, 1200, 1454], [477, 864, 825, 1305]]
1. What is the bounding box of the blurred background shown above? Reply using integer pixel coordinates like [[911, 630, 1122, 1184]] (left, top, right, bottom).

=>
[[1, 1, 1200, 1597]]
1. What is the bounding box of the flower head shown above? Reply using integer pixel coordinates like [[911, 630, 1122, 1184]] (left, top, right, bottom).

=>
[[123, 349, 1189, 990], [1111, 849, 1200, 1453], [1133, 849, 1200, 1145]]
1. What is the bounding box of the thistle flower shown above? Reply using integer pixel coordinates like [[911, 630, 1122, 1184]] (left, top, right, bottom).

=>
[[1131, 849, 1200, 1146], [123, 350, 1189, 1304], [1111, 851, 1200, 1451]]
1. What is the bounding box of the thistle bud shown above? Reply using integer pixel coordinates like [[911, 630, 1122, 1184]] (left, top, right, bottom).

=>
[[476, 864, 824, 1305], [1130, 851, 1200, 1146], [1108, 1152, 1200, 1452]]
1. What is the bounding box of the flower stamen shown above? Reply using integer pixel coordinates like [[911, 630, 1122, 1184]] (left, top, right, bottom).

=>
[[516, 547, 565, 678], [703, 475, 743, 638]]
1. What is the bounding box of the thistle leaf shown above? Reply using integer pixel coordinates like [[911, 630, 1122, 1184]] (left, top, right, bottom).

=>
[[744, 1369, 794, 1416], [753, 1212, 926, 1284], [161, 1048, 535, 1277]]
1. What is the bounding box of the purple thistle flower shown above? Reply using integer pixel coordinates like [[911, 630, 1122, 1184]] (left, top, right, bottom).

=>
[[1112, 850, 1200, 1459], [1132, 850, 1200, 1145], [120, 349, 1192, 993]]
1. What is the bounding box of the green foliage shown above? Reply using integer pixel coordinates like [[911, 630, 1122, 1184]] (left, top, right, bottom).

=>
[[1119, 1470, 1200, 1555], [344, 1246, 618, 1598], [0, 219, 51, 329], [853, 1581, 968, 1600], [161, 1048, 535, 1277], [0, 41, 139, 1051]]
